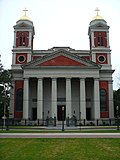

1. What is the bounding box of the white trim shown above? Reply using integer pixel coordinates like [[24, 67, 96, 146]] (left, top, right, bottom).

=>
[[98, 55, 106, 63], [37, 78, 43, 120], [23, 78, 29, 119], [94, 78, 100, 119], [66, 78, 72, 118], [51, 78, 57, 118], [80, 78, 86, 119], [108, 81, 114, 118]]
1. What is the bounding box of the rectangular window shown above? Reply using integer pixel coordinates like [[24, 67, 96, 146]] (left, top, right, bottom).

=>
[[98, 33, 104, 46], [100, 89, 107, 111], [16, 89, 23, 111]]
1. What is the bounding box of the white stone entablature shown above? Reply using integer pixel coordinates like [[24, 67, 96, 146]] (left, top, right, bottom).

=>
[[23, 68, 100, 79]]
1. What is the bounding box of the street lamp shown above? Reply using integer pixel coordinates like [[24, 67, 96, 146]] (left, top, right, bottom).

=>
[[62, 106, 64, 131], [116, 106, 119, 130]]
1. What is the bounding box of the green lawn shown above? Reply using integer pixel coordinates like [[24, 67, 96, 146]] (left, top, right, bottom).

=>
[[0, 139, 120, 160]]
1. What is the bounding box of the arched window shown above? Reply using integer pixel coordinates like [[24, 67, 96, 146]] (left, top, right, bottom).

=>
[[20, 36, 25, 46], [100, 89, 107, 111], [16, 89, 23, 111], [98, 33, 103, 46]]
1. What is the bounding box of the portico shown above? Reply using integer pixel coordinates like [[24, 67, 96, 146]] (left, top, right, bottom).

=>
[[23, 76, 100, 121]]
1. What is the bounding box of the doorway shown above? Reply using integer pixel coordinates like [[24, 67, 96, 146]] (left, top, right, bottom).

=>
[[86, 108, 91, 120], [32, 108, 37, 120], [57, 105, 66, 121]]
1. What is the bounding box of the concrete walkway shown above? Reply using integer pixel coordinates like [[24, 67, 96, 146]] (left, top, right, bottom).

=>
[[0, 133, 120, 138]]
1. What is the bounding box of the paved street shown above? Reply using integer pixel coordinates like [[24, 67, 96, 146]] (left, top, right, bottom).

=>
[[0, 133, 120, 138]]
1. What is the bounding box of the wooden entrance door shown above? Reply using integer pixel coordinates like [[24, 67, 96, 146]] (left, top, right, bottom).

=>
[[32, 108, 37, 120], [86, 108, 91, 120], [57, 105, 66, 121]]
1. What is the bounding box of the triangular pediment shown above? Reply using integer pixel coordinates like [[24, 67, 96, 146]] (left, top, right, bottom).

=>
[[23, 49, 101, 69], [38, 55, 86, 66]]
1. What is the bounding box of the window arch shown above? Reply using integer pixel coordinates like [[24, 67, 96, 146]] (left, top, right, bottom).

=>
[[100, 89, 107, 111], [98, 33, 103, 46], [16, 31, 29, 47], [20, 35, 25, 46], [16, 88, 23, 111]]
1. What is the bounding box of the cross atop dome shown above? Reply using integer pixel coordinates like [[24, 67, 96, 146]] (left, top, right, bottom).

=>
[[23, 8, 28, 16], [17, 8, 33, 23], [95, 7, 100, 16], [91, 7, 104, 21]]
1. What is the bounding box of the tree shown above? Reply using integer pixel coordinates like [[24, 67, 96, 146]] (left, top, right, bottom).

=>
[[0, 56, 12, 118]]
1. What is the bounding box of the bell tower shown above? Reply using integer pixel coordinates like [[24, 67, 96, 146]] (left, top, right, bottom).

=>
[[88, 8, 114, 119], [88, 8, 111, 68], [12, 8, 35, 69]]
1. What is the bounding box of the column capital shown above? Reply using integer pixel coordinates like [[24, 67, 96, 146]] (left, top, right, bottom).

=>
[[38, 78, 43, 81], [52, 77, 57, 81], [66, 77, 71, 80], [94, 78, 99, 81], [108, 80, 113, 84], [24, 78, 29, 81], [80, 78, 85, 80]]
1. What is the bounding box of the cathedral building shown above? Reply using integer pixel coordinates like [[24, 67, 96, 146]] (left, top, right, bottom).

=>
[[10, 9, 114, 124]]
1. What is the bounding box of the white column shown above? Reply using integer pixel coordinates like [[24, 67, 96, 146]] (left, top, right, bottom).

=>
[[27, 55, 31, 63], [23, 78, 29, 119], [92, 53, 96, 63], [80, 78, 86, 119], [94, 78, 100, 119], [66, 78, 72, 118], [29, 32, 32, 47], [91, 32, 95, 47], [108, 80, 114, 118], [37, 78, 43, 120], [12, 53, 16, 65], [107, 31, 110, 47], [51, 78, 57, 118], [14, 31, 16, 47], [107, 53, 111, 65]]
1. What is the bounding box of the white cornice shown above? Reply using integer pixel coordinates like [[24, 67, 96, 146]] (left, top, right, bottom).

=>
[[22, 49, 101, 69]]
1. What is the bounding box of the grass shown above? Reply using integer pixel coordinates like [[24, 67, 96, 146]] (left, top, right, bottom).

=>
[[0, 138, 120, 160]]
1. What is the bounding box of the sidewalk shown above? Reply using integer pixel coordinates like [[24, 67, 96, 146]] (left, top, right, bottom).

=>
[[0, 132, 120, 138]]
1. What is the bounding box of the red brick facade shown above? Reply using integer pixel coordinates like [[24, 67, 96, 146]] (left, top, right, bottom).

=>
[[99, 81, 109, 118], [14, 80, 23, 118], [38, 55, 86, 66]]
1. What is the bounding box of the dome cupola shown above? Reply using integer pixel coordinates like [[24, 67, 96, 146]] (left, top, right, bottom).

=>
[[17, 8, 33, 24]]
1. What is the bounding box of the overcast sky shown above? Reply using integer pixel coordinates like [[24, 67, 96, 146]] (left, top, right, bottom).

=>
[[0, 0, 120, 90]]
